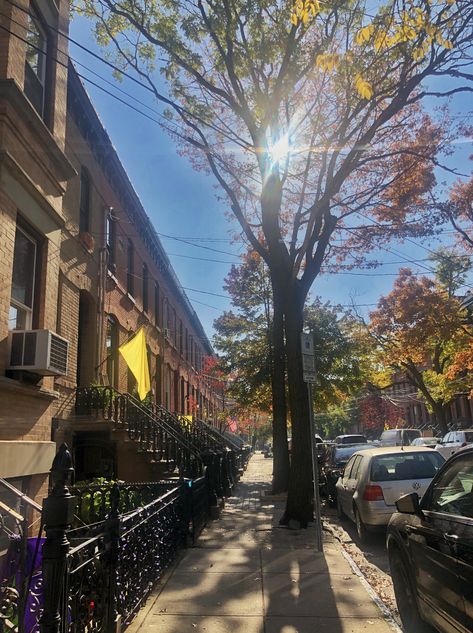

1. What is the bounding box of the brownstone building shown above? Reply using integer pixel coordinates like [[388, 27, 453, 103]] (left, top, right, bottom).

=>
[[53, 65, 218, 482], [0, 0, 220, 497], [0, 0, 74, 503]]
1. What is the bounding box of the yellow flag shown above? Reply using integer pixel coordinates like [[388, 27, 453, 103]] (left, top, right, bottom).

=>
[[118, 327, 150, 401]]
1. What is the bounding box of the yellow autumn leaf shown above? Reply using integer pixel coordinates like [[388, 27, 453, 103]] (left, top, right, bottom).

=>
[[291, 12, 298, 26], [355, 24, 374, 45], [315, 53, 339, 73], [355, 74, 373, 100]]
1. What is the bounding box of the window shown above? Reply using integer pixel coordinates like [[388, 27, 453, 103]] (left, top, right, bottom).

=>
[[428, 456, 473, 518], [106, 316, 119, 388], [105, 210, 116, 268], [185, 328, 189, 360], [24, 5, 47, 118], [179, 320, 183, 355], [127, 240, 134, 295], [79, 168, 90, 233], [154, 282, 160, 327], [9, 226, 37, 330], [142, 263, 149, 312], [172, 308, 177, 346]]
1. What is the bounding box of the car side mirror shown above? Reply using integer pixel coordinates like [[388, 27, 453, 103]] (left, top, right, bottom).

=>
[[395, 492, 422, 515]]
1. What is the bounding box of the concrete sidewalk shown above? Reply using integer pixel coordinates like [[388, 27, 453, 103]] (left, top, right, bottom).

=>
[[128, 453, 397, 633]]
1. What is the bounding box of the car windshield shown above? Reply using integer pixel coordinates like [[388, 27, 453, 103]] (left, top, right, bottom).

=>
[[371, 452, 444, 482], [404, 430, 421, 443], [334, 444, 371, 464]]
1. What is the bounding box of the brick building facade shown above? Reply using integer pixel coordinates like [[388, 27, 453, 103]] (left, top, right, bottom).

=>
[[0, 1, 221, 497], [0, 0, 74, 503]]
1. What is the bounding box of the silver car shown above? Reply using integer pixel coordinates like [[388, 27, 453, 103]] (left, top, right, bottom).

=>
[[335, 446, 444, 541], [435, 429, 473, 460]]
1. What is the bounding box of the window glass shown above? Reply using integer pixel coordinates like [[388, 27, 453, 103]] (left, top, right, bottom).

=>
[[79, 168, 90, 233], [343, 456, 356, 480], [142, 263, 149, 312], [105, 211, 116, 267], [350, 456, 363, 480], [127, 240, 134, 295], [24, 6, 47, 116], [465, 432, 473, 443], [10, 226, 37, 330], [370, 451, 444, 482], [154, 282, 160, 326], [106, 316, 119, 387], [429, 456, 473, 518]]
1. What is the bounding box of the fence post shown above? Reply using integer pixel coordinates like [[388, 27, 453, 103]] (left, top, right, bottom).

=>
[[104, 484, 120, 633], [39, 444, 76, 633]]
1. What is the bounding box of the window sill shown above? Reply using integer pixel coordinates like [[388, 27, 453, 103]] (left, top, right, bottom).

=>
[[0, 375, 59, 400]]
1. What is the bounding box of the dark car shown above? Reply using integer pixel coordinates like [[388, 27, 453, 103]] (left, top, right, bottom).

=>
[[386, 446, 473, 633], [322, 443, 372, 504], [334, 434, 368, 445]]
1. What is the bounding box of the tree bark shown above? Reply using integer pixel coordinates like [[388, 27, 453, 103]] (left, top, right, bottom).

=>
[[271, 281, 289, 493], [279, 281, 313, 526], [432, 402, 449, 436]]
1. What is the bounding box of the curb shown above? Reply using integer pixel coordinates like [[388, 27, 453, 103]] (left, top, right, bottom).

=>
[[339, 547, 402, 633]]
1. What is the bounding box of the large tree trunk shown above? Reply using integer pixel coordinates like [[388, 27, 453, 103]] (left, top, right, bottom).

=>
[[432, 402, 449, 436], [279, 282, 313, 526], [271, 282, 289, 493]]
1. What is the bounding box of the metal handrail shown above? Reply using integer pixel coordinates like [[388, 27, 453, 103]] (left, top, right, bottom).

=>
[[0, 478, 42, 512]]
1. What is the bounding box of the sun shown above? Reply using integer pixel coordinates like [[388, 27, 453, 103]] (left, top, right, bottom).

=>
[[270, 133, 291, 165]]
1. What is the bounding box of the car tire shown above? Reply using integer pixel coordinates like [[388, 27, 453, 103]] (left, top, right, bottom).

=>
[[354, 506, 369, 543], [390, 549, 433, 633], [336, 496, 346, 520]]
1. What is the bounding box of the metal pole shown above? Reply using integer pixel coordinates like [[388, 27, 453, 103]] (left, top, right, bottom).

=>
[[307, 383, 323, 551]]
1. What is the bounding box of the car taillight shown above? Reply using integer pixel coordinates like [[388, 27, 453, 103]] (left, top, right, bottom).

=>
[[363, 484, 385, 501]]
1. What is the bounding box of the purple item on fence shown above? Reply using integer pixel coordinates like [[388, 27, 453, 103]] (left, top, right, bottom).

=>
[[0, 535, 45, 633]]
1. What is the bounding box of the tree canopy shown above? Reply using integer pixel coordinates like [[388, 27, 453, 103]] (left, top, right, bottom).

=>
[[367, 267, 469, 433], [76, 0, 473, 523]]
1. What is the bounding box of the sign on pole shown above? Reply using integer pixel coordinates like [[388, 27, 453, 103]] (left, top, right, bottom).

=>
[[301, 333, 316, 384]]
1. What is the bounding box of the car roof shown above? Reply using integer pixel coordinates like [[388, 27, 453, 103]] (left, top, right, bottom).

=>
[[350, 446, 442, 458]]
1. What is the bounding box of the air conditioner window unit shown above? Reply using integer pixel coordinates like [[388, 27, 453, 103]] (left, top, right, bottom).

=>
[[8, 329, 69, 376]]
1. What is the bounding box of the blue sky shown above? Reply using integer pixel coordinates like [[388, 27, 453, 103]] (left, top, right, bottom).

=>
[[69, 17, 473, 339]]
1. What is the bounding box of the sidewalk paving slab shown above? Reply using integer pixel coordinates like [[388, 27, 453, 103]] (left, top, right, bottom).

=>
[[127, 453, 397, 633]]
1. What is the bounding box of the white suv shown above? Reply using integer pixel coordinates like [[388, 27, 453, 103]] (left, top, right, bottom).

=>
[[435, 429, 473, 460]]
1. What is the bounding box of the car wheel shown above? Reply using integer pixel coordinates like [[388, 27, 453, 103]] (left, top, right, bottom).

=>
[[354, 506, 369, 543], [336, 496, 346, 520], [390, 549, 433, 633]]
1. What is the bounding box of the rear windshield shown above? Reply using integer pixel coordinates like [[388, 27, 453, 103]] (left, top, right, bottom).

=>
[[371, 452, 444, 482], [334, 444, 372, 463], [465, 432, 473, 442], [404, 430, 421, 443], [380, 430, 397, 440]]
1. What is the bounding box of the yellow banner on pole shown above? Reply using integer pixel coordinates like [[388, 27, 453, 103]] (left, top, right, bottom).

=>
[[119, 327, 150, 401]]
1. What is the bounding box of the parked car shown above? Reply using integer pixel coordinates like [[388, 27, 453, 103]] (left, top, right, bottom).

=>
[[379, 428, 421, 446], [335, 446, 444, 541], [387, 446, 473, 633], [322, 443, 372, 504], [411, 436, 440, 447], [334, 434, 367, 444], [435, 428, 473, 460]]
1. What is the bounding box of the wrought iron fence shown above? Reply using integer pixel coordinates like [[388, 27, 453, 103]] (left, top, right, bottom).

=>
[[0, 479, 43, 633]]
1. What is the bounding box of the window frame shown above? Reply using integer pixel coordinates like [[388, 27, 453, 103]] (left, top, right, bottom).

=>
[[142, 262, 149, 313], [9, 224, 38, 331], [24, 2, 49, 119], [127, 239, 134, 296], [105, 209, 116, 269], [79, 167, 91, 233]]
